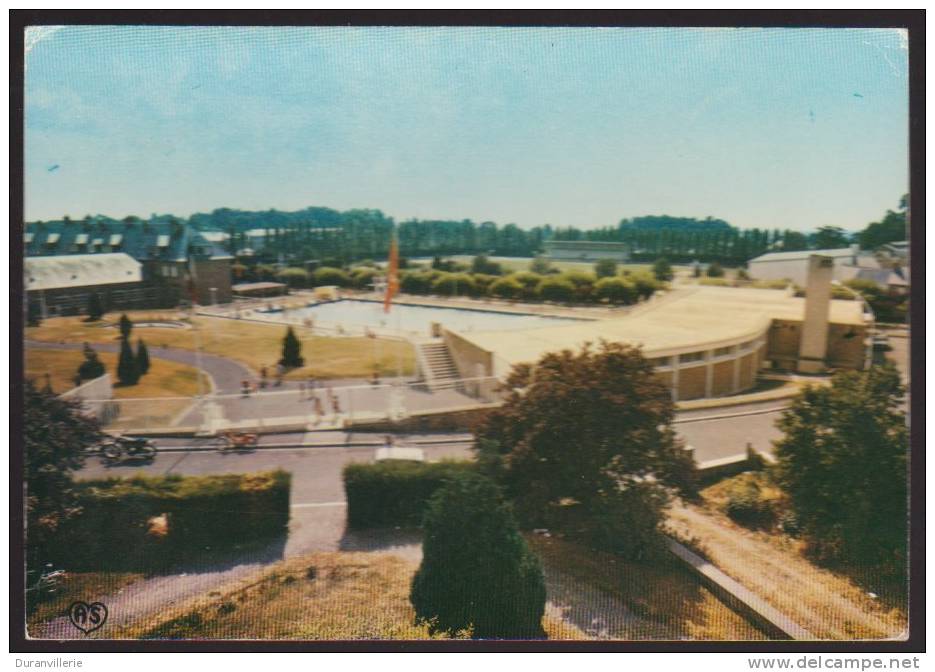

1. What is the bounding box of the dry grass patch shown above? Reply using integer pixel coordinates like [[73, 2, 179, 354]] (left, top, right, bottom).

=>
[[25, 348, 209, 398], [26, 312, 416, 380], [528, 535, 766, 640], [667, 497, 907, 640], [27, 572, 143, 634]]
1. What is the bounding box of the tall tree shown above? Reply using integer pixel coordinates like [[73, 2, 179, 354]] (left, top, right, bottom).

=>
[[116, 336, 139, 386], [811, 226, 851, 249], [118, 313, 133, 341], [773, 364, 907, 570], [24, 382, 101, 569], [652, 257, 674, 281], [476, 342, 695, 558], [279, 326, 305, 368]]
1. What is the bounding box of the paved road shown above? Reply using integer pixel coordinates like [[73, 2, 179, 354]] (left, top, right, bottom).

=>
[[26, 339, 253, 394]]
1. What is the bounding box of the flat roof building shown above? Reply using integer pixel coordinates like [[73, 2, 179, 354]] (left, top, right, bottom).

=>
[[543, 240, 631, 262]]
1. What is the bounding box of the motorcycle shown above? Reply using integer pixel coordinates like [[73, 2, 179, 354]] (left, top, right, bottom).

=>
[[210, 431, 259, 452], [100, 434, 157, 463]]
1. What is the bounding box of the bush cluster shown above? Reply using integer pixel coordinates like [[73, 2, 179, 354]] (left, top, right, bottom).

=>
[[343, 460, 475, 529], [44, 471, 291, 571], [722, 478, 775, 529], [391, 268, 664, 305]]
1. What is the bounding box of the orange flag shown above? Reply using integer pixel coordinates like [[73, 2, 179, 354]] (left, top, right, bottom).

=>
[[384, 234, 399, 313]]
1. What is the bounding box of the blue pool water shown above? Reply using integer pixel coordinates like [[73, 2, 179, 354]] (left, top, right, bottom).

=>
[[277, 299, 582, 334]]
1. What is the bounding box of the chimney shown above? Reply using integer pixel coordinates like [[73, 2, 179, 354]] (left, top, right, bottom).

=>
[[797, 255, 834, 373]]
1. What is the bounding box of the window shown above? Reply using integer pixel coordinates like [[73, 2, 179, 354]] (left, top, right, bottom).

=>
[[714, 346, 734, 357], [679, 351, 706, 364], [648, 356, 671, 368]]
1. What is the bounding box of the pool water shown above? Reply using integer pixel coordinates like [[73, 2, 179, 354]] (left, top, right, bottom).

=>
[[277, 299, 582, 334]]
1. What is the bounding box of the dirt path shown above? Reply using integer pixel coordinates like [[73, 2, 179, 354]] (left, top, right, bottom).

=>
[[666, 503, 907, 640]]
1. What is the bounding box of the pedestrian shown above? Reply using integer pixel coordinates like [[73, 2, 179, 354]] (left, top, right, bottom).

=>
[[312, 394, 323, 424], [307, 375, 316, 391], [299, 380, 307, 400], [241, 380, 251, 397], [330, 392, 341, 417]]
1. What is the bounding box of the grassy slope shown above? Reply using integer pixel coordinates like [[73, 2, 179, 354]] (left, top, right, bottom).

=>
[[26, 311, 415, 380], [664, 472, 908, 640], [27, 572, 143, 632], [25, 348, 210, 398]]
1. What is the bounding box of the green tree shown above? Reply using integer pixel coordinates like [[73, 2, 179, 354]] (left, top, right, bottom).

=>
[[536, 277, 575, 302], [431, 273, 476, 297], [25, 381, 101, 569], [529, 255, 552, 275], [811, 226, 851, 249], [118, 313, 133, 341], [116, 337, 139, 386], [706, 261, 725, 278], [773, 365, 907, 570], [311, 267, 351, 287], [77, 342, 105, 380], [410, 472, 546, 639], [86, 293, 104, 322], [476, 342, 696, 558], [652, 257, 674, 282], [471, 255, 503, 276], [136, 339, 151, 376], [279, 326, 305, 368], [594, 276, 638, 305], [594, 258, 618, 278], [858, 197, 908, 250], [276, 267, 310, 288]]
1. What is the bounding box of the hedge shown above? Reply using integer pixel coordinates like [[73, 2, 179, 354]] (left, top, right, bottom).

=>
[[45, 471, 291, 570], [343, 460, 475, 529]]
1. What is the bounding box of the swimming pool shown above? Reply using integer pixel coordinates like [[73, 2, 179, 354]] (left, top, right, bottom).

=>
[[269, 299, 583, 335]]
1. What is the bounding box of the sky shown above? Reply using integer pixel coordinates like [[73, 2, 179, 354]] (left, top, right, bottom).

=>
[[24, 26, 909, 231]]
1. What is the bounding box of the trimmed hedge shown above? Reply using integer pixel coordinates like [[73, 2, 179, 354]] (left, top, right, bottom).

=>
[[343, 460, 475, 529], [46, 471, 291, 570]]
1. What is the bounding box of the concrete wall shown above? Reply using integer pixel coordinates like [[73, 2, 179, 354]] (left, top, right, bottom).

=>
[[59, 373, 119, 423], [193, 258, 233, 305], [827, 323, 868, 370], [443, 330, 494, 379], [767, 320, 801, 369], [711, 360, 734, 396], [678, 364, 707, 400]]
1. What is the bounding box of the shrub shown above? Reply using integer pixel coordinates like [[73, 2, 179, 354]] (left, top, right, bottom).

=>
[[471, 255, 503, 276], [311, 267, 351, 287], [630, 271, 661, 300], [350, 267, 380, 289], [469, 273, 499, 297], [489, 276, 524, 299], [400, 270, 434, 294], [652, 258, 674, 282], [594, 276, 638, 304], [509, 271, 543, 299], [529, 255, 552, 274], [410, 472, 546, 639], [343, 460, 475, 529], [431, 273, 476, 297], [536, 277, 575, 302], [276, 267, 310, 288], [594, 258, 618, 278], [723, 479, 775, 528], [557, 271, 596, 301], [44, 471, 291, 571], [77, 342, 105, 380], [118, 313, 133, 341], [698, 277, 731, 287], [706, 261, 725, 278]]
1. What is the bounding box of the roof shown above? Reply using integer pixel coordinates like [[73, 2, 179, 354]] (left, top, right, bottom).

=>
[[855, 268, 909, 287], [749, 246, 859, 264], [544, 240, 630, 249], [232, 281, 287, 292], [25, 253, 142, 291], [455, 285, 866, 369], [24, 217, 231, 263]]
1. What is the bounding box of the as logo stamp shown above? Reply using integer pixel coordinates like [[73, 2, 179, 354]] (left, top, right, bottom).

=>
[[68, 601, 108, 635]]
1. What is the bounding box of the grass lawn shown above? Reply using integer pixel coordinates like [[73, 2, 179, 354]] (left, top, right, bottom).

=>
[[25, 348, 210, 398], [26, 311, 416, 380], [27, 572, 143, 633], [110, 551, 575, 640]]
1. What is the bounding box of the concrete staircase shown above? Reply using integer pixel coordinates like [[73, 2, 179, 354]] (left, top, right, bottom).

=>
[[417, 340, 461, 390]]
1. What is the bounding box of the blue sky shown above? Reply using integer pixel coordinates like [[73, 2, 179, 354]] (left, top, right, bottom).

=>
[[25, 26, 908, 231]]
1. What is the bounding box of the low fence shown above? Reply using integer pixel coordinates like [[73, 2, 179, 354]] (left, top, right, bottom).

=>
[[77, 375, 508, 435]]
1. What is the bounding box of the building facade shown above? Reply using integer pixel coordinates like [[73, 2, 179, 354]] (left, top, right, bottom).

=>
[[543, 240, 631, 262]]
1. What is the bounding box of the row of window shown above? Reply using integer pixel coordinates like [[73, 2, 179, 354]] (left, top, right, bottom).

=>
[[650, 341, 763, 368]]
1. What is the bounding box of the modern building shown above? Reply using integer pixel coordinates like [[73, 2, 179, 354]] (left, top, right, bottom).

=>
[[25, 253, 146, 317], [746, 245, 879, 286], [24, 217, 234, 307], [543, 240, 631, 262], [442, 255, 870, 401]]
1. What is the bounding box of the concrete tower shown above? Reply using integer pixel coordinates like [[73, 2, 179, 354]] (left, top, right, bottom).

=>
[[797, 254, 834, 373]]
